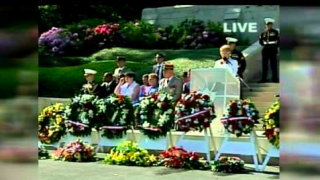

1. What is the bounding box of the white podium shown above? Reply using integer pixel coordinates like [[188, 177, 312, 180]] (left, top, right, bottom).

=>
[[190, 68, 240, 135]]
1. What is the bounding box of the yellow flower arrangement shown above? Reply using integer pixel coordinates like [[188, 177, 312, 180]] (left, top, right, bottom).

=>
[[263, 99, 280, 149], [38, 103, 66, 144], [104, 141, 157, 166]]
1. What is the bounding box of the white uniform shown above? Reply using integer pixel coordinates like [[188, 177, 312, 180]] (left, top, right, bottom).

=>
[[214, 58, 239, 77]]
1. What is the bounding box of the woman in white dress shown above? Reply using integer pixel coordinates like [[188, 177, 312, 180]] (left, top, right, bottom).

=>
[[114, 72, 140, 104]]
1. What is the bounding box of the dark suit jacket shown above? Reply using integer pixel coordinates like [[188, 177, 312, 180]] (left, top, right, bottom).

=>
[[99, 80, 117, 98]]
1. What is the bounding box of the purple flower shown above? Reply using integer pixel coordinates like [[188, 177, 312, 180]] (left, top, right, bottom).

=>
[[71, 33, 78, 38], [52, 47, 59, 52]]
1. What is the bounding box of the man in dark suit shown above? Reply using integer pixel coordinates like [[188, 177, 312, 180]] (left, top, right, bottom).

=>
[[159, 63, 183, 102], [258, 17, 280, 83], [99, 72, 117, 98], [153, 53, 166, 83]]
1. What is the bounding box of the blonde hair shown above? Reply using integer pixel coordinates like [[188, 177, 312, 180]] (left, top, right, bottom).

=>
[[148, 73, 159, 81], [220, 45, 231, 52]]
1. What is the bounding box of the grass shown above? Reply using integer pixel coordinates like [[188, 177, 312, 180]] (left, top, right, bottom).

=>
[[40, 46, 248, 98]]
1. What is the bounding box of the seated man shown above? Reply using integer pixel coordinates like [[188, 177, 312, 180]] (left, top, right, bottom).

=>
[[215, 45, 239, 77], [80, 69, 100, 96], [159, 63, 183, 102], [99, 72, 117, 98]]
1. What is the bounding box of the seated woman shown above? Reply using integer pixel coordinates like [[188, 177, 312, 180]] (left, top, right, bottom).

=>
[[146, 73, 159, 96], [139, 74, 149, 98], [114, 72, 140, 104]]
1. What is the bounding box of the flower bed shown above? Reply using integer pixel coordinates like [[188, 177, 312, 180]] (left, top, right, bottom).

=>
[[104, 141, 157, 166], [137, 93, 175, 139], [39, 19, 243, 57], [263, 99, 280, 148], [211, 156, 245, 173], [53, 139, 96, 162], [38, 103, 66, 144], [175, 92, 216, 132], [157, 146, 210, 170], [221, 99, 259, 137]]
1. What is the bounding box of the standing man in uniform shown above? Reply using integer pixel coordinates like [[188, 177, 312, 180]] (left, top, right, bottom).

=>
[[153, 53, 166, 83], [159, 63, 183, 102], [226, 37, 246, 79], [258, 17, 280, 83], [113, 56, 131, 83]]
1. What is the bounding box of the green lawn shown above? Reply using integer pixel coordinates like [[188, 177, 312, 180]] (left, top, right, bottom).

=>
[[40, 46, 247, 98]]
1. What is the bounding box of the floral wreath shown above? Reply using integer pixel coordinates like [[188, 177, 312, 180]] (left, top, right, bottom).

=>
[[99, 94, 134, 139], [174, 91, 216, 132], [38, 103, 66, 144], [263, 99, 280, 149], [221, 99, 259, 137], [211, 156, 245, 173], [138, 92, 175, 139], [63, 94, 106, 137]]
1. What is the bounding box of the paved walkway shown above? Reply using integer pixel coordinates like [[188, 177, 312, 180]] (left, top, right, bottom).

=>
[[39, 159, 279, 180]]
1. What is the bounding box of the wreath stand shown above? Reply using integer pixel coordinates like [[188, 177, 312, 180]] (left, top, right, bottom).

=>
[[95, 126, 127, 153], [176, 128, 216, 161], [175, 111, 217, 161], [260, 145, 279, 171], [215, 117, 262, 171], [138, 130, 173, 151]]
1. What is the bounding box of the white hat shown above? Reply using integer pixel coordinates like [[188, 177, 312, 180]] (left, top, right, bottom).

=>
[[84, 69, 97, 75], [226, 37, 238, 43], [264, 18, 275, 24]]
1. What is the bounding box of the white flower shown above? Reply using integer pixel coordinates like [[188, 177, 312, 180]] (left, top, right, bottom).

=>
[[191, 108, 195, 114], [157, 102, 162, 108], [243, 105, 249, 109], [88, 110, 94, 118], [159, 94, 166, 101], [167, 96, 173, 100], [119, 118, 126, 125], [194, 119, 199, 124], [158, 114, 169, 126], [64, 106, 71, 116], [150, 98, 155, 102], [186, 118, 192, 122], [122, 109, 129, 115], [166, 109, 173, 114], [142, 122, 150, 128]]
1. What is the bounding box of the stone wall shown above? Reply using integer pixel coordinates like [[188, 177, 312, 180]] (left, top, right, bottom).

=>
[[142, 5, 280, 44]]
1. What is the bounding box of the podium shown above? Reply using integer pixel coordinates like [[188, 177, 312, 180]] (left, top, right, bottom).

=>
[[190, 68, 240, 135]]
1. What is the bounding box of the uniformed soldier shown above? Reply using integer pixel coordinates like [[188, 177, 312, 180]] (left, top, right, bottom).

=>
[[215, 45, 239, 77], [159, 63, 183, 102], [258, 17, 280, 83], [226, 37, 246, 79], [113, 56, 131, 83], [81, 69, 100, 96]]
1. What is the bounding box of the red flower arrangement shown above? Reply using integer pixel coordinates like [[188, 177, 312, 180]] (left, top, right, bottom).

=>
[[157, 146, 209, 170], [174, 92, 216, 132]]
